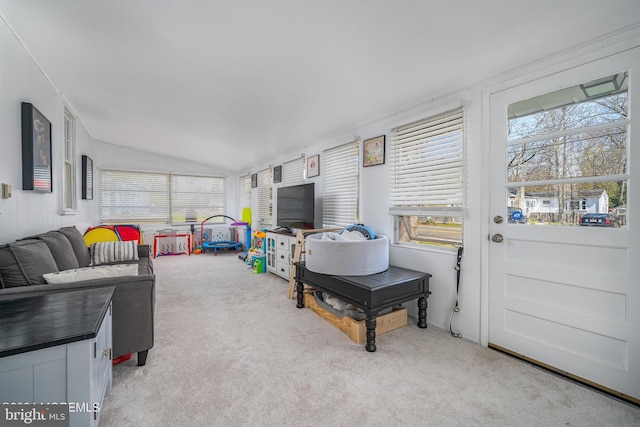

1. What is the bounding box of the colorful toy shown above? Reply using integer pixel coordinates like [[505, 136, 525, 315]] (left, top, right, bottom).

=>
[[199, 215, 249, 256], [83, 224, 142, 247]]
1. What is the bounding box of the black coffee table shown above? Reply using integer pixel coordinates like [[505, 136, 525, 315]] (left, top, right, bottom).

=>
[[294, 263, 431, 352]]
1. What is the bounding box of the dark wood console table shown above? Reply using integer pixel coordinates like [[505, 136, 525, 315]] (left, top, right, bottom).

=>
[[294, 263, 431, 352], [0, 287, 115, 426]]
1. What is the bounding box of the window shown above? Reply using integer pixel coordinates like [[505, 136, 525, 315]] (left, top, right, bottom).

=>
[[322, 140, 359, 227], [507, 72, 628, 227], [239, 175, 251, 213], [568, 199, 587, 211], [171, 174, 226, 223], [99, 169, 226, 224], [389, 108, 464, 247], [100, 170, 170, 223], [62, 109, 76, 212], [282, 157, 305, 186], [257, 168, 272, 227]]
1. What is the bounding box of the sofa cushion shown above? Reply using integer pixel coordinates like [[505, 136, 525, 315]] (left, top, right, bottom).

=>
[[43, 264, 139, 284], [37, 231, 80, 271], [91, 241, 139, 266], [0, 240, 59, 288], [58, 226, 91, 267]]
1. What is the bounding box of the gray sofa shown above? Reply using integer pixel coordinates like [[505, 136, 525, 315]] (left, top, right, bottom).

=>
[[0, 226, 155, 366]]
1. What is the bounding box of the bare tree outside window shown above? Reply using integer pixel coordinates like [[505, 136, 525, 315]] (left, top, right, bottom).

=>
[[506, 73, 628, 227]]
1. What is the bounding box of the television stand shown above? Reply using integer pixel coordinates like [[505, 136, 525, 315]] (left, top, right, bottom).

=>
[[266, 230, 296, 280]]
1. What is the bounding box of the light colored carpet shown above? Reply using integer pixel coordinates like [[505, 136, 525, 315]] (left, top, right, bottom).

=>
[[100, 253, 640, 426]]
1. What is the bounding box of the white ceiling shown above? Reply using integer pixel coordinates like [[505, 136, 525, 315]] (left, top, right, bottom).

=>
[[1, 1, 639, 173]]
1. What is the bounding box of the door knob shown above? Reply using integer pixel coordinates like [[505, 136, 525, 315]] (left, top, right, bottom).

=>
[[491, 234, 504, 243]]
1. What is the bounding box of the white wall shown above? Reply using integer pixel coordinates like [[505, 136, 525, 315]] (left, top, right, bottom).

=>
[[247, 90, 482, 341], [0, 16, 238, 243], [0, 17, 97, 242], [247, 25, 640, 344]]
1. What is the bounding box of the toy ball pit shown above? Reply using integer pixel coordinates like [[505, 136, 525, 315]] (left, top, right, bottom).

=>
[[305, 234, 389, 276]]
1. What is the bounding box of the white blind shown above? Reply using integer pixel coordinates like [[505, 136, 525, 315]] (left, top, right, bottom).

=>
[[257, 168, 272, 227], [170, 174, 226, 224], [322, 140, 359, 227], [63, 109, 75, 210], [282, 157, 305, 186], [239, 175, 251, 212], [100, 170, 170, 223], [390, 108, 464, 216]]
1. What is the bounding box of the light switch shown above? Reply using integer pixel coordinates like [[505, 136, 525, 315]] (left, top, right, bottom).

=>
[[2, 183, 11, 199]]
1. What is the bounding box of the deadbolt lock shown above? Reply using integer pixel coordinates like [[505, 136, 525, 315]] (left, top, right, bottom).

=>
[[494, 215, 503, 224]]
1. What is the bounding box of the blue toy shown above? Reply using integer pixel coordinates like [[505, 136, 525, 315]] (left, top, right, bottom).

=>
[[340, 223, 376, 240], [200, 215, 249, 256]]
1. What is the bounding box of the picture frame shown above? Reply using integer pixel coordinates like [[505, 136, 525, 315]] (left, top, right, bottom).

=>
[[307, 154, 320, 178], [21, 102, 52, 192], [273, 165, 282, 183], [82, 155, 93, 200], [251, 173, 258, 188], [363, 135, 385, 167]]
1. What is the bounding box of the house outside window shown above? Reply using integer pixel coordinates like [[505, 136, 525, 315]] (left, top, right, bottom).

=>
[[507, 72, 628, 226], [389, 108, 464, 248]]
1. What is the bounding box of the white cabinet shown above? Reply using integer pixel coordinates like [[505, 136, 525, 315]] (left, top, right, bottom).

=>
[[266, 231, 296, 280], [0, 288, 113, 427]]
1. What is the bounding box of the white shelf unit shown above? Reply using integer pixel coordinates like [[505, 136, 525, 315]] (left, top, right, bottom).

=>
[[266, 231, 296, 280]]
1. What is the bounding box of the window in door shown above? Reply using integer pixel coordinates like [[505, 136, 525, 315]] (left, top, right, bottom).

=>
[[507, 72, 629, 227]]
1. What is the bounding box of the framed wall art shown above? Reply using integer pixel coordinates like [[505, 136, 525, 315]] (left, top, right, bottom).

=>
[[307, 154, 320, 178], [21, 102, 52, 192], [82, 155, 94, 200], [363, 135, 385, 167], [273, 165, 282, 183]]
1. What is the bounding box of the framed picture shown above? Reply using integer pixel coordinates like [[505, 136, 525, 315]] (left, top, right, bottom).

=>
[[21, 102, 52, 192], [82, 155, 93, 200], [251, 173, 258, 188], [273, 165, 282, 183], [307, 154, 320, 178], [363, 135, 385, 167]]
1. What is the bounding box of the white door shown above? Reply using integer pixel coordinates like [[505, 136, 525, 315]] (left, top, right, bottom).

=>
[[488, 48, 639, 402]]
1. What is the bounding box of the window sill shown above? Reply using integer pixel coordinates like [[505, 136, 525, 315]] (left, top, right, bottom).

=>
[[390, 242, 459, 255]]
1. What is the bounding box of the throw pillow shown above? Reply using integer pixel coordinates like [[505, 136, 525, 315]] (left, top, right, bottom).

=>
[[90, 241, 139, 266], [58, 226, 91, 267], [37, 231, 80, 271], [0, 240, 59, 287], [43, 264, 138, 284]]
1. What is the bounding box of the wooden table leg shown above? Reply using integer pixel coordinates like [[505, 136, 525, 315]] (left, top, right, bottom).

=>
[[418, 296, 428, 328], [365, 316, 377, 352], [296, 277, 305, 309]]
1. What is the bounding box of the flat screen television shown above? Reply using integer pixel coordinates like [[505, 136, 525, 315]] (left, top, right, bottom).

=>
[[276, 183, 314, 229]]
